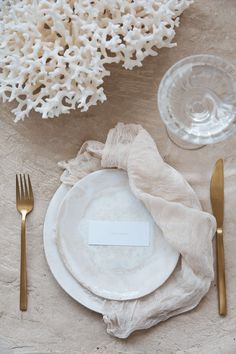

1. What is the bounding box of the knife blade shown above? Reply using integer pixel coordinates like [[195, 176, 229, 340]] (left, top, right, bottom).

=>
[[210, 159, 226, 316]]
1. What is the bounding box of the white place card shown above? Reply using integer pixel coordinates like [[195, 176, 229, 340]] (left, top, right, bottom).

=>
[[88, 220, 150, 247]]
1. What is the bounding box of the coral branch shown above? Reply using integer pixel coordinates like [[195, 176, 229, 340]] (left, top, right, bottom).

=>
[[0, 0, 193, 121]]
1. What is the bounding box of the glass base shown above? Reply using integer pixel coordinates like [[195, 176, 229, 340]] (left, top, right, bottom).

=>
[[166, 129, 206, 150]]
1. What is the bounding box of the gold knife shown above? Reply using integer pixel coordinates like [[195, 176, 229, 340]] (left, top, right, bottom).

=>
[[210, 159, 226, 316]]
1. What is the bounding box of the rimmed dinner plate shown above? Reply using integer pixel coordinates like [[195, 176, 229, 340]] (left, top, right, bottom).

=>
[[44, 184, 106, 314], [55, 169, 179, 301]]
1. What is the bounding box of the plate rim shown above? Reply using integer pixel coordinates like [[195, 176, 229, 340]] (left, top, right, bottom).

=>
[[43, 183, 105, 314]]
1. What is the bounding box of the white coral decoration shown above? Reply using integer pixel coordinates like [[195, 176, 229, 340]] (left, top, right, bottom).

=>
[[0, 0, 193, 121]]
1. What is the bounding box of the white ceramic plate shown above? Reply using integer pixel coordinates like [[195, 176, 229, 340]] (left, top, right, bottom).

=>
[[43, 184, 105, 314], [56, 169, 179, 301]]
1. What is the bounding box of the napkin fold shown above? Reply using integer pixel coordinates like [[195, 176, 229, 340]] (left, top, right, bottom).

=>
[[59, 123, 216, 338]]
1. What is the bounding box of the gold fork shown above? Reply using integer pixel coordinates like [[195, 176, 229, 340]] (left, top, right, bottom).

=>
[[16, 174, 34, 311]]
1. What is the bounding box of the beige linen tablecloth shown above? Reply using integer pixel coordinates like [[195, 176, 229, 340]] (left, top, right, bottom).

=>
[[0, 0, 236, 353]]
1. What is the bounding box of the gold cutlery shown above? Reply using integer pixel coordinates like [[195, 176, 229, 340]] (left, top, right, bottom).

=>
[[210, 159, 226, 316], [16, 174, 34, 311]]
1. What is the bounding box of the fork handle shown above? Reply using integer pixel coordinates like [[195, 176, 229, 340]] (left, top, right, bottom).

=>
[[20, 217, 27, 311]]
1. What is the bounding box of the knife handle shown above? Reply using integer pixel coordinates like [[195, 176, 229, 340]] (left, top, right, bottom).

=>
[[216, 228, 227, 316]]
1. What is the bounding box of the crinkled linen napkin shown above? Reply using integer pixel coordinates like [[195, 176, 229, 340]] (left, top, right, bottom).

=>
[[59, 123, 216, 338]]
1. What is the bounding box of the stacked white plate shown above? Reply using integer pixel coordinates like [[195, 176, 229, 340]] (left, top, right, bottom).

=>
[[44, 169, 179, 312]]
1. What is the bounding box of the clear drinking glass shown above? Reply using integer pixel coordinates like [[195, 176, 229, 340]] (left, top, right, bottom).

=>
[[158, 55, 236, 149]]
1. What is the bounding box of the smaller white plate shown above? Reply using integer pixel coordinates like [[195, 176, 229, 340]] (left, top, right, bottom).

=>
[[56, 169, 179, 301]]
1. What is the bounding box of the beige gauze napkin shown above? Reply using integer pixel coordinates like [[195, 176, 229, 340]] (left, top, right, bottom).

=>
[[59, 123, 216, 338]]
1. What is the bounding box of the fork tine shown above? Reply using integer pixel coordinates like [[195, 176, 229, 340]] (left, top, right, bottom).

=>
[[23, 174, 29, 199], [27, 175, 33, 200], [16, 175, 20, 203], [19, 174, 24, 200]]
